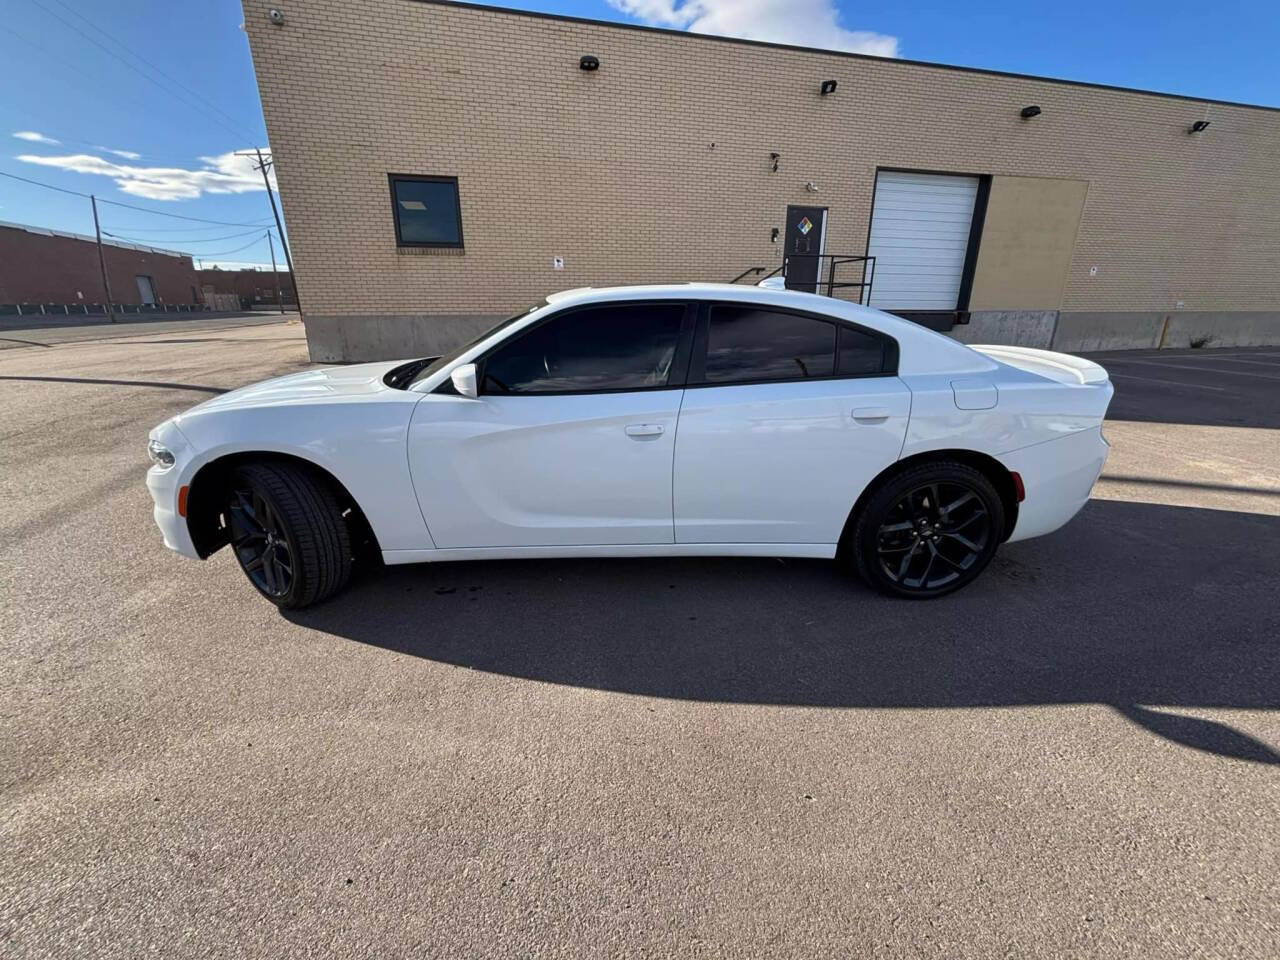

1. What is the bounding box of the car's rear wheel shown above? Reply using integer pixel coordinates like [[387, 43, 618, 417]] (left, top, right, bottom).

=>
[[224, 461, 352, 609], [850, 461, 1004, 599]]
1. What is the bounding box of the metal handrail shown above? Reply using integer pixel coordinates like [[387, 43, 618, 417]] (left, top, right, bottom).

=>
[[783, 254, 876, 303], [730, 255, 876, 302], [728, 266, 765, 284]]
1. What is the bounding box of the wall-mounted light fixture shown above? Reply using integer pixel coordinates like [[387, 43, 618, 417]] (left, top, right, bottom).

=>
[[805, 181, 818, 193], [771, 228, 779, 243], [820, 79, 838, 96], [579, 55, 600, 71], [1020, 105, 1042, 119], [1189, 120, 1211, 134], [769, 152, 780, 173]]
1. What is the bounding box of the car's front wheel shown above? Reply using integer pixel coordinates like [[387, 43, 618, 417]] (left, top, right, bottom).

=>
[[224, 461, 353, 609], [850, 461, 1005, 599]]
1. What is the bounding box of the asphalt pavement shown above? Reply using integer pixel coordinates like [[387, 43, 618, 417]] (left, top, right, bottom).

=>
[[2, 323, 1277, 958]]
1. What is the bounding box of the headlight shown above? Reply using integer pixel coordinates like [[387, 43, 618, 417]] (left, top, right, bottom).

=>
[[147, 439, 176, 468]]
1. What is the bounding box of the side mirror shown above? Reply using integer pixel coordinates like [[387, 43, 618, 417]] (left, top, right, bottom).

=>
[[450, 362, 478, 398]]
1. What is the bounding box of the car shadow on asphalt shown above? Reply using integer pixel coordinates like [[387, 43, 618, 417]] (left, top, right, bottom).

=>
[[285, 498, 1280, 765]]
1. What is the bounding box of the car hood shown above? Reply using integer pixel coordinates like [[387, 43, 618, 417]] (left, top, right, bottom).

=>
[[184, 360, 407, 414]]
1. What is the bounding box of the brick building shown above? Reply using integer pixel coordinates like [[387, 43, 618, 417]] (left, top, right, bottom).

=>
[[0, 220, 200, 311], [243, 0, 1280, 362], [197, 267, 296, 309]]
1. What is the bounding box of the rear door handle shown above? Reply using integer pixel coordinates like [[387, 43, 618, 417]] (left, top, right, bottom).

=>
[[624, 423, 665, 439], [852, 407, 891, 423]]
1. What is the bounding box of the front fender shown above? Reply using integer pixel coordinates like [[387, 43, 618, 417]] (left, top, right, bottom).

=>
[[171, 399, 434, 552]]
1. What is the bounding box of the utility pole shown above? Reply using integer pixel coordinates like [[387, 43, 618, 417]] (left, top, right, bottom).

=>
[[266, 230, 284, 315], [250, 147, 300, 314], [90, 195, 116, 323]]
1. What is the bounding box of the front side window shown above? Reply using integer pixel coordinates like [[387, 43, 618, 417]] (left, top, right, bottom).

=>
[[390, 174, 462, 247], [703, 305, 836, 383], [481, 303, 685, 394]]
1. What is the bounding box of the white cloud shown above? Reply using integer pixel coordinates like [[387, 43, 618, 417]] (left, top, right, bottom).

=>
[[15, 149, 275, 201], [607, 0, 898, 57], [95, 145, 143, 160], [13, 130, 61, 145]]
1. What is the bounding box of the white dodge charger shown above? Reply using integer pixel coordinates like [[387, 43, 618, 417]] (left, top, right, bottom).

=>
[[147, 284, 1112, 608]]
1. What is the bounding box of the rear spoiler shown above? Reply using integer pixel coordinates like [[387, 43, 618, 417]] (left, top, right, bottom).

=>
[[969, 345, 1109, 386]]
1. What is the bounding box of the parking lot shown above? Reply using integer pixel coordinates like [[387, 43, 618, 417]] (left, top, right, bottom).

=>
[[2, 319, 1277, 958]]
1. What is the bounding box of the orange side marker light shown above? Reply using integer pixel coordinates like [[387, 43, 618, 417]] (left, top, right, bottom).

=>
[[177, 485, 189, 517]]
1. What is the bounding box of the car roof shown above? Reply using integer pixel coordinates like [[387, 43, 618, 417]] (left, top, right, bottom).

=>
[[546, 282, 812, 304]]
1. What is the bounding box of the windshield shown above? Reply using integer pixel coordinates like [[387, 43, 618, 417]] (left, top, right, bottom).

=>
[[407, 302, 546, 387]]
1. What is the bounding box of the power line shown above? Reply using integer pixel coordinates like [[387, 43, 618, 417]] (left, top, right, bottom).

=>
[[0, 169, 86, 198], [26, 0, 258, 144], [96, 195, 274, 226], [196, 234, 272, 258], [93, 220, 275, 235], [104, 227, 267, 245], [0, 168, 280, 226]]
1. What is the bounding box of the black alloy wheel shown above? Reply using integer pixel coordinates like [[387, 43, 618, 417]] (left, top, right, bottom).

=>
[[851, 461, 1005, 599], [223, 461, 353, 609], [227, 485, 295, 599]]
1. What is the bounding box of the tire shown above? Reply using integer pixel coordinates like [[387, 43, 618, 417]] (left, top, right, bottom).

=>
[[849, 461, 1005, 599], [223, 461, 353, 609]]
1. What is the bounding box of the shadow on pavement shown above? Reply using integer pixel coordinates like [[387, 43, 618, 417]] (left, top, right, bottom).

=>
[[286, 499, 1280, 765], [0, 375, 227, 394]]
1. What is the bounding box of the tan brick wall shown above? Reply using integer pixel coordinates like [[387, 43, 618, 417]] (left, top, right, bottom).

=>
[[243, 0, 1280, 322]]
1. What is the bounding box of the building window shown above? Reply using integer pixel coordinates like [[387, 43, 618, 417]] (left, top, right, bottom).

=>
[[389, 174, 463, 248]]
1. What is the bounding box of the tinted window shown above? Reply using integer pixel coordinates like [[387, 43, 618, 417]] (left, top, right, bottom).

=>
[[838, 325, 888, 375], [704, 306, 836, 383], [481, 303, 684, 394], [391, 175, 462, 246]]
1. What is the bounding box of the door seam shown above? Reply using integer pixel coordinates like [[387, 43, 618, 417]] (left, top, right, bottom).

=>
[[670, 387, 687, 543]]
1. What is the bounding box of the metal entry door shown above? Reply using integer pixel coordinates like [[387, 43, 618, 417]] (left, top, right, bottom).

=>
[[783, 205, 826, 293]]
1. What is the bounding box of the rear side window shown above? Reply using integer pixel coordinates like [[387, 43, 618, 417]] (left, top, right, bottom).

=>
[[703, 305, 836, 383], [481, 303, 685, 394], [837, 326, 889, 375]]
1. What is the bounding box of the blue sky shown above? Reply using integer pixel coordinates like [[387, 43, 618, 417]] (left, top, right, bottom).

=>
[[2, 0, 1277, 267]]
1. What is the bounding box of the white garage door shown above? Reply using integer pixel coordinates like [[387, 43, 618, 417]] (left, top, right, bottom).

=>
[[866, 171, 979, 311]]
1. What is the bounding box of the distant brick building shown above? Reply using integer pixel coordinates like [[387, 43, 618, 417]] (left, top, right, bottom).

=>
[[197, 267, 296, 309], [0, 220, 200, 310]]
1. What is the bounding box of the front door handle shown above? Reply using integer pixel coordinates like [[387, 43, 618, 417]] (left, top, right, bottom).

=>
[[624, 423, 665, 439], [852, 407, 891, 423]]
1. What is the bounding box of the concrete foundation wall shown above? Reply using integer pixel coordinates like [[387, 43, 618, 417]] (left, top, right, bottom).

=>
[[952, 311, 1059, 348], [949, 311, 1280, 354], [1159, 312, 1280, 350], [1049, 313, 1166, 352], [305, 313, 503, 363]]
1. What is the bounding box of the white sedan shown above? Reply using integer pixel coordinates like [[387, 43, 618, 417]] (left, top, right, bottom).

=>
[[146, 284, 1112, 608]]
